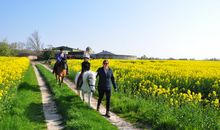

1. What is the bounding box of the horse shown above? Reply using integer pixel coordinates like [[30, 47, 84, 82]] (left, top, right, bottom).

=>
[[54, 61, 67, 86], [75, 70, 97, 106]]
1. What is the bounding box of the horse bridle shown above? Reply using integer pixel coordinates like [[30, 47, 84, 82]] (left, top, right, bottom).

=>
[[87, 75, 95, 87]]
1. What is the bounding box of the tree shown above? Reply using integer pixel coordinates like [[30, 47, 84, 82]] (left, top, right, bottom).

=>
[[27, 31, 44, 51], [140, 55, 148, 59], [10, 42, 26, 56], [0, 40, 11, 56], [47, 44, 53, 50], [41, 50, 56, 60], [10, 42, 26, 50]]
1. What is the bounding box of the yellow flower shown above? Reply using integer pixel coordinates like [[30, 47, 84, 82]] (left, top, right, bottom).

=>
[[213, 99, 219, 107], [0, 57, 29, 100], [66, 59, 220, 108], [212, 91, 217, 97]]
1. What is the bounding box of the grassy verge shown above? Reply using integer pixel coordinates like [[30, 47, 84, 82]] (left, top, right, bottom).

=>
[[0, 65, 46, 130], [111, 93, 220, 130], [36, 64, 118, 130]]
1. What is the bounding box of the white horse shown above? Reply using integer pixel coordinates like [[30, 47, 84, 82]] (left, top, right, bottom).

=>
[[75, 70, 97, 106]]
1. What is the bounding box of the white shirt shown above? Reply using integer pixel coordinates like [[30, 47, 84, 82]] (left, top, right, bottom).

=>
[[104, 68, 109, 74], [60, 52, 65, 58]]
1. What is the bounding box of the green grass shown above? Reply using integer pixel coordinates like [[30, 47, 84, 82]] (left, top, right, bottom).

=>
[[111, 93, 220, 130], [36, 64, 118, 130], [0, 65, 46, 130]]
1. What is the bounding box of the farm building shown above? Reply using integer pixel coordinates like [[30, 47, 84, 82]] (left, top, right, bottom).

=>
[[52, 46, 74, 54], [93, 50, 137, 59], [53, 46, 85, 59], [68, 50, 84, 59], [52, 46, 137, 59]]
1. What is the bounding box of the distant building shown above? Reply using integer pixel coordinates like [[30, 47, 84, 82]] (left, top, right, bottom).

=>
[[53, 46, 84, 59], [67, 46, 94, 59], [52, 46, 74, 54], [93, 50, 137, 59], [51, 46, 137, 59], [68, 50, 84, 59]]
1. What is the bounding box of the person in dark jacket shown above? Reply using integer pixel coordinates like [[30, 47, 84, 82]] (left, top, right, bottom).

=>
[[81, 53, 90, 72], [76, 53, 91, 89], [96, 59, 117, 117]]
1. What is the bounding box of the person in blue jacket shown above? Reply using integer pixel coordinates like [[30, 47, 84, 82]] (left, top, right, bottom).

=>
[[53, 48, 68, 75], [96, 59, 117, 117]]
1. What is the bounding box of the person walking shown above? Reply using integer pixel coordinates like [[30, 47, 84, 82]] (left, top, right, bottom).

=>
[[96, 59, 117, 118]]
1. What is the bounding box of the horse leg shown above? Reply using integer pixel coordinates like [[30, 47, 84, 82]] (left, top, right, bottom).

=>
[[61, 76, 64, 83], [58, 76, 61, 86], [88, 92, 92, 107], [77, 90, 80, 95], [55, 74, 57, 82], [77, 90, 82, 99], [82, 91, 85, 101], [56, 75, 59, 84]]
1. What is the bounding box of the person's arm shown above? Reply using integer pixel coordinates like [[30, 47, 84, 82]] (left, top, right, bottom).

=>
[[88, 62, 91, 70], [60, 53, 67, 63], [63, 53, 67, 60], [81, 62, 84, 72], [84, 62, 90, 71], [96, 68, 100, 78], [56, 53, 62, 62], [110, 70, 117, 90]]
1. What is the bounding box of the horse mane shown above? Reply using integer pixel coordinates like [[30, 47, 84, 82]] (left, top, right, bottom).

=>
[[75, 71, 96, 84], [83, 70, 97, 79]]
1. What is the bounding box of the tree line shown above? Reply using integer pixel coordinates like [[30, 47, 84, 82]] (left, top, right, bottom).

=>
[[0, 31, 52, 59]]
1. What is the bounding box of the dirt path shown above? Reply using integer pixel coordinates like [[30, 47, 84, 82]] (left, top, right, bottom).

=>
[[41, 63, 150, 130], [32, 63, 64, 130]]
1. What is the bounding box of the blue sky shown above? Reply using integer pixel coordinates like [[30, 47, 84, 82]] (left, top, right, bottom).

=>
[[0, 0, 220, 59]]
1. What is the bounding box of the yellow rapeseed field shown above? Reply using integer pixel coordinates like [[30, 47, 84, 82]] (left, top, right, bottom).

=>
[[65, 59, 220, 108], [0, 57, 29, 100]]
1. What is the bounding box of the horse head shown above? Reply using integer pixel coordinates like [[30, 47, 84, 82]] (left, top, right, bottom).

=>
[[86, 71, 97, 92]]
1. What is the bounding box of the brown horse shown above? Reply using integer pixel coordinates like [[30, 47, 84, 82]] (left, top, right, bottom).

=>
[[54, 61, 67, 86]]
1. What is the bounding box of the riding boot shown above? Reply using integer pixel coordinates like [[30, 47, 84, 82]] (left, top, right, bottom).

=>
[[96, 101, 101, 112], [66, 64, 69, 75], [53, 62, 57, 74], [52, 66, 55, 74], [105, 110, 110, 118], [96, 105, 100, 112]]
